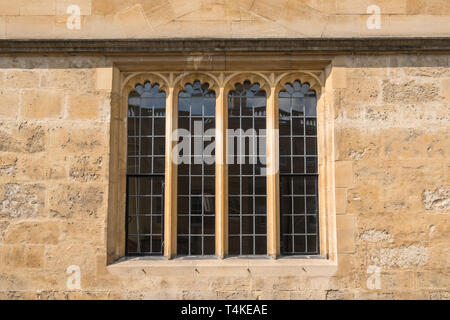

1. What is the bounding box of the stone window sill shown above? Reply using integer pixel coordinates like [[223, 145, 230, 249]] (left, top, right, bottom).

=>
[[107, 256, 338, 277]]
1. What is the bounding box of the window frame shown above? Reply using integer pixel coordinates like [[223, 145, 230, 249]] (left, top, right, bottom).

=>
[[111, 67, 335, 263]]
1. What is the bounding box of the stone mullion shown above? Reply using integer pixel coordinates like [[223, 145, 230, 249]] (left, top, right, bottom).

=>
[[164, 86, 178, 258], [266, 85, 280, 258], [215, 86, 228, 258]]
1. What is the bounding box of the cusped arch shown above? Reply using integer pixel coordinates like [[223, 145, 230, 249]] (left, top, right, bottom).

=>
[[224, 72, 272, 96], [275, 72, 322, 97], [173, 72, 220, 95], [122, 72, 169, 97]]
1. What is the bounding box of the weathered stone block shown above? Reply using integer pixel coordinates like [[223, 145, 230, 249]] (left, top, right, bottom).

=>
[[66, 93, 103, 120], [48, 124, 106, 154], [48, 183, 104, 219], [383, 79, 441, 103], [335, 188, 348, 214], [56, 0, 92, 15], [19, 0, 56, 15], [370, 245, 429, 268], [0, 183, 45, 218], [0, 0, 20, 15], [20, 90, 64, 119], [4, 221, 60, 245], [40, 69, 95, 91], [115, 4, 150, 38], [69, 155, 103, 182], [0, 90, 19, 119], [422, 187, 450, 211], [5, 70, 40, 88], [335, 161, 353, 187], [0, 245, 44, 268], [336, 215, 356, 253]]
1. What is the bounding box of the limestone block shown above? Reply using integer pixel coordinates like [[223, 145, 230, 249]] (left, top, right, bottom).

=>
[[69, 155, 104, 182], [344, 77, 379, 103], [336, 214, 356, 253], [5, 16, 55, 39], [335, 161, 353, 188], [48, 124, 107, 154], [143, 2, 177, 30], [40, 69, 95, 91], [0, 0, 20, 15], [19, 0, 56, 15], [5, 70, 40, 89], [56, 0, 92, 15], [4, 221, 60, 245], [442, 79, 450, 101], [48, 183, 104, 219], [0, 17, 4, 39], [250, 0, 288, 21], [0, 90, 19, 119], [66, 93, 103, 120], [95, 68, 113, 91], [335, 188, 348, 214], [0, 154, 17, 179], [383, 79, 441, 103], [323, 15, 360, 38], [170, 0, 202, 18], [332, 67, 347, 89], [0, 245, 45, 268], [406, 0, 450, 15], [337, 0, 406, 14], [0, 183, 45, 218], [277, 1, 328, 37], [389, 14, 450, 37], [91, 0, 144, 15], [370, 245, 429, 268], [417, 271, 450, 290], [115, 4, 150, 38], [20, 90, 64, 119]]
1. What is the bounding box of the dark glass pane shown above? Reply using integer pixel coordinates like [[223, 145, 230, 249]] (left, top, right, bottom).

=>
[[255, 236, 267, 254], [228, 81, 267, 256], [204, 216, 215, 235], [178, 216, 189, 234], [278, 80, 319, 256], [204, 236, 215, 255], [191, 216, 202, 234], [293, 157, 304, 173], [139, 236, 150, 253], [229, 236, 240, 255], [294, 236, 306, 253], [154, 118, 165, 135], [177, 236, 189, 255], [294, 216, 306, 234], [191, 236, 202, 255], [152, 236, 162, 253], [242, 216, 253, 234], [293, 197, 305, 214], [305, 118, 317, 135], [141, 118, 152, 136], [307, 235, 317, 253], [229, 216, 240, 235], [307, 215, 317, 234], [255, 216, 266, 234], [242, 236, 254, 255], [292, 118, 304, 135], [254, 197, 266, 214], [177, 80, 216, 256], [153, 157, 165, 173]]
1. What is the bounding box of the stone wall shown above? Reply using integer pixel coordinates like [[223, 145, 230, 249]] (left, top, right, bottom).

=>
[[0, 53, 448, 299], [0, 0, 450, 39]]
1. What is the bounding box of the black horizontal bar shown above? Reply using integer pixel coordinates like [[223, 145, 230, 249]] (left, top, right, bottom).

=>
[[127, 174, 165, 177], [1, 38, 450, 53], [279, 173, 318, 176]]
